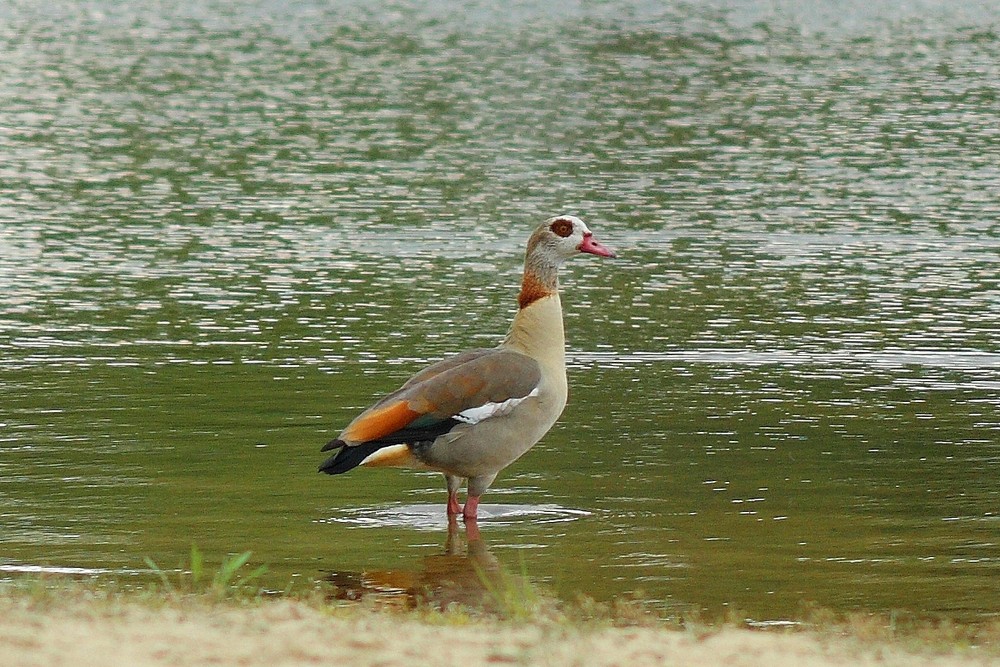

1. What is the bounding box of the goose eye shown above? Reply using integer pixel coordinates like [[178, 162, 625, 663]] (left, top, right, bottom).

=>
[[550, 218, 574, 238]]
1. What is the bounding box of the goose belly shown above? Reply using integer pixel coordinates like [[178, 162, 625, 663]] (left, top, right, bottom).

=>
[[417, 395, 564, 478]]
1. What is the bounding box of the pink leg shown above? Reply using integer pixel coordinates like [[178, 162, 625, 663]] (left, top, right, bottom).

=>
[[447, 490, 461, 516], [462, 495, 480, 521], [446, 474, 463, 516]]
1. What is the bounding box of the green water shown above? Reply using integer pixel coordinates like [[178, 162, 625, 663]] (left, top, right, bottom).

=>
[[2, 0, 999, 622]]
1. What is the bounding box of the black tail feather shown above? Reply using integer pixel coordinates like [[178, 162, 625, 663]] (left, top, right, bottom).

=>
[[321, 437, 345, 452], [318, 441, 386, 475], [318, 418, 462, 475]]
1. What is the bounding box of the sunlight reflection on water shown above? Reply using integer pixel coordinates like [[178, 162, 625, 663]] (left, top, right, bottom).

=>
[[324, 504, 592, 531]]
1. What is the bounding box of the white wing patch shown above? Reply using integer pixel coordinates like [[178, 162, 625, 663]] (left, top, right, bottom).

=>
[[454, 387, 540, 425]]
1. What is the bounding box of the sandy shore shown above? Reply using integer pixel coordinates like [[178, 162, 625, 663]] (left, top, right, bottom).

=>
[[1, 595, 998, 667]]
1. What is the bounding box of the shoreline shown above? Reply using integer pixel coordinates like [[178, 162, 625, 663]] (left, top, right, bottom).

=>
[[2, 588, 998, 667]]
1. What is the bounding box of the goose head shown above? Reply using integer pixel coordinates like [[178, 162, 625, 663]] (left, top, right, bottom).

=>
[[527, 215, 616, 265]]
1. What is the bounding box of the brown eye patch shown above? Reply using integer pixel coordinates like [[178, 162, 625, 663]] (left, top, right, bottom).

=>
[[550, 218, 574, 238]]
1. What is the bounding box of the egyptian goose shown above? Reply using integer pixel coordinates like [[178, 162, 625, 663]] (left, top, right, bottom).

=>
[[318, 215, 615, 520]]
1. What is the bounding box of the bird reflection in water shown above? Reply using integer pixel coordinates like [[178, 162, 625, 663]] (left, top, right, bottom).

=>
[[324, 518, 535, 613]]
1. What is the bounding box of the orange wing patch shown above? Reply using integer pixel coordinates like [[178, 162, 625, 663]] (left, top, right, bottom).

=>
[[342, 400, 419, 443]]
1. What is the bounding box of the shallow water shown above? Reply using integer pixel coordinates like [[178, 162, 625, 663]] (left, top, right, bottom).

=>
[[1, 0, 999, 622]]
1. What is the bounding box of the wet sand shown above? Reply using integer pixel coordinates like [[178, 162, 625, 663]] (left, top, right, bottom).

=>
[[2, 595, 997, 667]]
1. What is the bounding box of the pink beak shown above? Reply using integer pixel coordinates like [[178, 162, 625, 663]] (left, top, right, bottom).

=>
[[579, 233, 616, 258]]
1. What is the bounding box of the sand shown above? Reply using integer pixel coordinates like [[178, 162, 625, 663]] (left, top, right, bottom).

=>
[[1, 595, 998, 667]]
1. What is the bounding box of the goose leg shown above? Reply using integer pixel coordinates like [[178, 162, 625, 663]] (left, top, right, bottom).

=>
[[464, 473, 497, 521], [462, 494, 480, 521], [445, 474, 463, 516]]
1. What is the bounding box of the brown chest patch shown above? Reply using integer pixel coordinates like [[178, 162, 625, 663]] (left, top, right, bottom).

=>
[[518, 272, 554, 309]]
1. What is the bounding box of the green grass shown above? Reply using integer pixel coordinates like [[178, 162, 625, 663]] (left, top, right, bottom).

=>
[[143, 545, 268, 600], [472, 554, 548, 622]]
